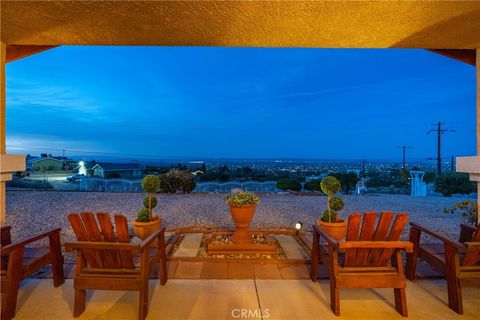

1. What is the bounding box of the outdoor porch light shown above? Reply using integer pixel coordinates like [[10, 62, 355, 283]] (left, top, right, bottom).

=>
[[295, 221, 303, 231]]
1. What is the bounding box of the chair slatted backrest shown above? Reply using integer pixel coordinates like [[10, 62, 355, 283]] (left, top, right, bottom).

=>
[[344, 211, 409, 268], [463, 225, 480, 266], [68, 212, 134, 269]]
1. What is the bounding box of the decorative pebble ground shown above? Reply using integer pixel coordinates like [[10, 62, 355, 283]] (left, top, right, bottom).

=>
[[5, 190, 469, 245]]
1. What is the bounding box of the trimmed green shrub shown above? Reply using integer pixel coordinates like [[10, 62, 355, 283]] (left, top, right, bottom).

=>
[[329, 195, 344, 212], [136, 208, 150, 222], [320, 176, 341, 195], [137, 174, 160, 222], [320, 176, 344, 223], [143, 196, 157, 209], [142, 175, 160, 193]]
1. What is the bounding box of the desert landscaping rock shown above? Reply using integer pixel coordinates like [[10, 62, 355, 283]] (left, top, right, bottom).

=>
[[5, 191, 468, 244]]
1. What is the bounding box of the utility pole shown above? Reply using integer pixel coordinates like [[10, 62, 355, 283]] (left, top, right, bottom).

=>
[[361, 159, 366, 178], [396, 145, 412, 170], [427, 122, 455, 175]]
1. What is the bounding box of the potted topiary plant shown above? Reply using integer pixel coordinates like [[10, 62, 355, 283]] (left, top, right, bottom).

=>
[[133, 174, 162, 239], [226, 190, 260, 244], [317, 176, 347, 240]]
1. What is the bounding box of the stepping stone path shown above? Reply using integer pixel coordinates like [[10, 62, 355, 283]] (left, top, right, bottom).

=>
[[173, 233, 203, 257], [275, 235, 305, 260]]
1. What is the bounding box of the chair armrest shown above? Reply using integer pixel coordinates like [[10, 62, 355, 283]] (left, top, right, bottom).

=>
[[464, 242, 480, 252], [1, 228, 61, 255], [312, 224, 339, 249], [338, 241, 413, 253], [139, 226, 165, 251], [410, 222, 466, 251], [65, 241, 139, 252]]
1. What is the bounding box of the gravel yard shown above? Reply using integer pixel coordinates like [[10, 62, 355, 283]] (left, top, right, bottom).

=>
[[5, 190, 470, 244]]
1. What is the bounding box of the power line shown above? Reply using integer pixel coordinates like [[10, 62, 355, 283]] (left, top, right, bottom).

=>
[[427, 121, 455, 175]]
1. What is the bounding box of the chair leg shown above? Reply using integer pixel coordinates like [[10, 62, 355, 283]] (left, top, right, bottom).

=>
[[310, 231, 319, 281], [158, 233, 168, 286], [138, 280, 149, 320], [1, 247, 24, 320], [330, 278, 340, 316], [73, 289, 86, 317], [444, 244, 463, 314], [49, 231, 65, 287], [394, 288, 408, 317], [405, 227, 420, 281]]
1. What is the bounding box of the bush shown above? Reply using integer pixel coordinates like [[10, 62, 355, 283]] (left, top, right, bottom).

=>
[[331, 172, 359, 194], [434, 173, 475, 197], [177, 171, 196, 193], [276, 178, 302, 191], [158, 169, 196, 193], [304, 179, 322, 191], [6, 178, 53, 190]]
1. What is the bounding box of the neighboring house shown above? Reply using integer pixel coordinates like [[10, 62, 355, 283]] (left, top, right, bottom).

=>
[[92, 163, 145, 179], [29, 156, 66, 172]]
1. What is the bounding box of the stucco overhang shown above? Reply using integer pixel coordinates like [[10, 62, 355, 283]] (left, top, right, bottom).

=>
[[1, 1, 480, 49]]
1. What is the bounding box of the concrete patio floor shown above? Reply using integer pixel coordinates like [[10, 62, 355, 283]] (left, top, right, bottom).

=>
[[12, 278, 479, 319]]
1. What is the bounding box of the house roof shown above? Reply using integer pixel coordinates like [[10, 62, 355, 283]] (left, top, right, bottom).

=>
[[29, 156, 66, 163], [92, 163, 145, 172]]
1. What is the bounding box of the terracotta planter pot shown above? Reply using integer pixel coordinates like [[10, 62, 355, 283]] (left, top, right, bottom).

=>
[[229, 204, 256, 244], [133, 216, 161, 240], [317, 218, 347, 241]]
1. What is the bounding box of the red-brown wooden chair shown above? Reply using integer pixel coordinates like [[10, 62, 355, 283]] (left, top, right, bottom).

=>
[[405, 222, 480, 314], [65, 212, 168, 320], [1, 226, 65, 320], [311, 212, 412, 317]]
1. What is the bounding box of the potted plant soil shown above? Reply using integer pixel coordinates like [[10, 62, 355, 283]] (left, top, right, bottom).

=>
[[226, 190, 260, 244], [317, 176, 347, 240], [133, 174, 162, 239]]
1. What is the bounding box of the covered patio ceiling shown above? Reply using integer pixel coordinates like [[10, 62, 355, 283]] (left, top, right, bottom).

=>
[[1, 1, 480, 49]]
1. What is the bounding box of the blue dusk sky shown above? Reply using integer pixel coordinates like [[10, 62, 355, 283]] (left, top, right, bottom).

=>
[[5, 46, 477, 160]]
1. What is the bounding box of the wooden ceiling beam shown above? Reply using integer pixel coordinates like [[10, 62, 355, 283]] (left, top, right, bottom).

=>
[[6, 45, 58, 63], [429, 49, 476, 66]]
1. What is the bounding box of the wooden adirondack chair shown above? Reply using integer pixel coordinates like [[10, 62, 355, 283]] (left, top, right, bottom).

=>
[[405, 222, 480, 314], [1, 226, 65, 320], [65, 212, 168, 320], [310, 212, 412, 317]]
